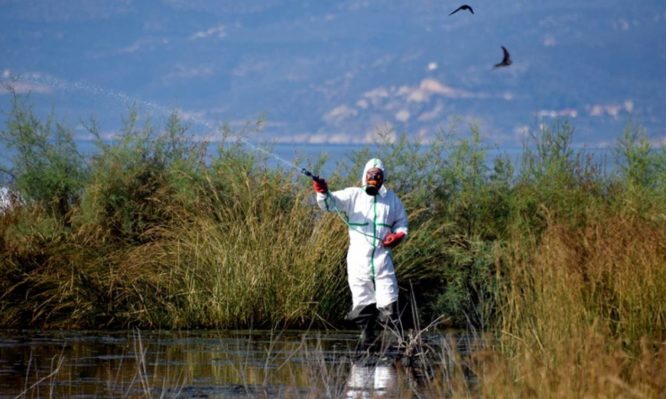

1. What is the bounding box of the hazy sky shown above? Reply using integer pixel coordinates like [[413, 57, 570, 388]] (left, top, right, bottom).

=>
[[1, 0, 665, 147]]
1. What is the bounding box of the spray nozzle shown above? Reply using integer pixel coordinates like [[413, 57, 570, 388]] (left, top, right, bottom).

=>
[[301, 168, 323, 183]]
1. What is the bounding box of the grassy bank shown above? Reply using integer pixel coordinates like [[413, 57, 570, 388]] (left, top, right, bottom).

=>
[[1, 95, 665, 395]]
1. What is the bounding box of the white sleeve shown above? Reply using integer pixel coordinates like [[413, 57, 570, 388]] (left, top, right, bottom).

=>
[[316, 188, 354, 214], [392, 196, 409, 236]]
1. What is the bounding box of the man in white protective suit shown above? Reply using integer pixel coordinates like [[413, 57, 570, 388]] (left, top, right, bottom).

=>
[[312, 158, 408, 350]]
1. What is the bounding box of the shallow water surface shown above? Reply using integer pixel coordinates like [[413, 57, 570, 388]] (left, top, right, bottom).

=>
[[0, 329, 470, 398]]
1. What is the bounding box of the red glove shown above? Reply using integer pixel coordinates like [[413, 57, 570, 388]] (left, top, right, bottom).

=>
[[382, 232, 405, 248], [312, 178, 328, 194]]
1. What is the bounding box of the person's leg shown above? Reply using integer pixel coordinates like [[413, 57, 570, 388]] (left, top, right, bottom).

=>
[[373, 253, 399, 310], [375, 270, 403, 351], [346, 303, 378, 350], [374, 271, 399, 328], [377, 301, 399, 329], [347, 271, 379, 351]]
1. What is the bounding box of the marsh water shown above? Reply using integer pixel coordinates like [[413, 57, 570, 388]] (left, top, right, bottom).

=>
[[0, 329, 474, 398]]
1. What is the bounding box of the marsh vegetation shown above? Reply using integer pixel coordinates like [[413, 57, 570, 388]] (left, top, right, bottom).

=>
[[1, 93, 665, 397]]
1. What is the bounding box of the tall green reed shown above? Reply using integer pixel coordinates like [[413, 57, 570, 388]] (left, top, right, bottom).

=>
[[1, 92, 664, 344]]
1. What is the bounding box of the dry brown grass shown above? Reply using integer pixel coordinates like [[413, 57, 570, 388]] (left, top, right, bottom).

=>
[[477, 208, 666, 398]]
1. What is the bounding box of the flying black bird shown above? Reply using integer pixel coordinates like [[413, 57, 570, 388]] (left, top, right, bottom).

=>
[[449, 5, 474, 16], [494, 46, 512, 68]]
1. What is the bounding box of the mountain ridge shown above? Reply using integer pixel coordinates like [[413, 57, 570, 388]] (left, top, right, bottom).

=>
[[1, 0, 664, 147]]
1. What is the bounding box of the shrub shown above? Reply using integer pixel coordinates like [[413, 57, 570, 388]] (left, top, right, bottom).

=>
[[0, 90, 87, 221]]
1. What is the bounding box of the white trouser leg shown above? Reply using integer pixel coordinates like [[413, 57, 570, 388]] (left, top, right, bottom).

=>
[[374, 271, 398, 309], [348, 273, 376, 310]]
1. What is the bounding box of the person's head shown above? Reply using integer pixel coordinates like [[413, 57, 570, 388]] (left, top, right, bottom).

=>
[[362, 158, 386, 196]]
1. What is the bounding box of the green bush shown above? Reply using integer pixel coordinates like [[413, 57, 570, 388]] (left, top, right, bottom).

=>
[[1, 96, 664, 334], [614, 123, 666, 216], [75, 109, 207, 244], [0, 90, 87, 220]]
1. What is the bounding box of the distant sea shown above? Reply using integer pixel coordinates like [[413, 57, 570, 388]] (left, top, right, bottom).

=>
[[0, 140, 619, 185], [71, 140, 395, 176], [210, 142, 617, 178], [74, 140, 531, 176]]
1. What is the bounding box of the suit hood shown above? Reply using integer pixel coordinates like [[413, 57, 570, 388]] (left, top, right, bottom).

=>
[[362, 158, 388, 197]]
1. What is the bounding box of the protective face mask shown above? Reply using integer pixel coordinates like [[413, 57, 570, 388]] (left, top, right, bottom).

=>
[[365, 169, 383, 196], [365, 184, 380, 196]]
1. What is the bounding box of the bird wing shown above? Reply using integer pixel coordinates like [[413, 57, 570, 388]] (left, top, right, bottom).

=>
[[450, 5, 474, 15], [501, 46, 511, 63]]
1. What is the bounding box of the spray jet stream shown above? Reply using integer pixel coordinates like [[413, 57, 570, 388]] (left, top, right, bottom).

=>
[[3, 72, 307, 175]]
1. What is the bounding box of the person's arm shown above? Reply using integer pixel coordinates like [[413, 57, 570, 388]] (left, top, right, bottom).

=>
[[383, 196, 408, 248], [313, 179, 352, 214], [392, 197, 408, 236]]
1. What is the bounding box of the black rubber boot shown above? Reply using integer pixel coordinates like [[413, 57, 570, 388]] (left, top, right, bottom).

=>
[[347, 304, 379, 353], [378, 302, 400, 328], [359, 317, 377, 349], [377, 302, 402, 356]]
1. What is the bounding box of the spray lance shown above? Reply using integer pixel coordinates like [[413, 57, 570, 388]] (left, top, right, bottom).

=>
[[301, 168, 324, 184]]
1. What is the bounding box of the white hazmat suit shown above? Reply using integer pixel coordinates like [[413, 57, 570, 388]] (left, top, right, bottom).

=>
[[316, 158, 408, 315]]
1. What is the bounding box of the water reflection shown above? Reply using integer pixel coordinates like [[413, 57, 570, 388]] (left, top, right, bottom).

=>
[[344, 363, 396, 398], [0, 329, 471, 398]]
